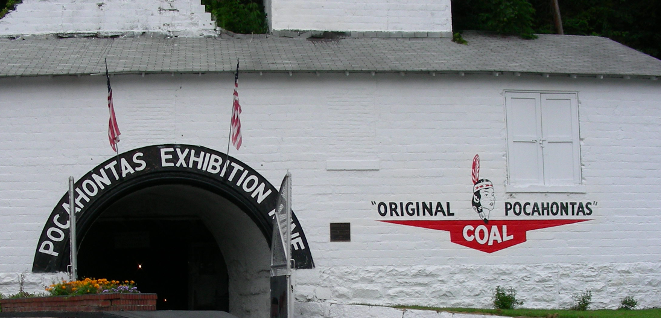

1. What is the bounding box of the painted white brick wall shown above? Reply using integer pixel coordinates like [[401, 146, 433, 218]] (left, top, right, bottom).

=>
[[0, 0, 215, 36], [0, 73, 660, 313], [269, 0, 452, 33], [0, 0, 451, 36]]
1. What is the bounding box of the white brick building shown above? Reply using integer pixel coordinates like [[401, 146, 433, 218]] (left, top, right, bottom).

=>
[[0, 1, 660, 318], [0, 0, 451, 37]]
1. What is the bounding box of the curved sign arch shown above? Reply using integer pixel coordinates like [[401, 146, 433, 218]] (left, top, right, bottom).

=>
[[33, 144, 314, 272]]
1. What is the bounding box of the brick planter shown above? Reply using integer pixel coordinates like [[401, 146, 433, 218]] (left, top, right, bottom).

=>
[[0, 293, 157, 312]]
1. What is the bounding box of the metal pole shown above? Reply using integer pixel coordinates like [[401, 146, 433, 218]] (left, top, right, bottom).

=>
[[285, 171, 292, 272], [68, 177, 77, 281], [285, 171, 292, 318]]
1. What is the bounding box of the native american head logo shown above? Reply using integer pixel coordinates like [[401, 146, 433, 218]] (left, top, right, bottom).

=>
[[471, 154, 495, 224]]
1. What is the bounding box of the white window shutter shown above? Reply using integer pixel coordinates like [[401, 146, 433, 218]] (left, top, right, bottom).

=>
[[506, 93, 543, 185], [541, 93, 580, 185]]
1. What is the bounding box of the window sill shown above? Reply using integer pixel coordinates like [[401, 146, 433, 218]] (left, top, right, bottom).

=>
[[505, 184, 586, 193]]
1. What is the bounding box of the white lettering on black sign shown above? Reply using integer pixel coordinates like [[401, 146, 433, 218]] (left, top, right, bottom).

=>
[[33, 144, 314, 272]]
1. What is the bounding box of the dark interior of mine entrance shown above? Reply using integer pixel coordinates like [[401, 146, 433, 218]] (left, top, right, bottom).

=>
[[78, 218, 229, 311]]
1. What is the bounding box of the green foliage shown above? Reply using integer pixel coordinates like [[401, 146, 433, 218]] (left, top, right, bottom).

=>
[[0, 291, 46, 299], [570, 290, 592, 311], [478, 0, 537, 39], [9, 291, 42, 298], [202, 0, 267, 34], [452, 32, 467, 44], [618, 296, 637, 310], [493, 286, 523, 310], [452, 0, 661, 58], [0, 0, 22, 19], [544, 0, 661, 58], [394, 305, 661, 318], [452, 0, 537, 39]]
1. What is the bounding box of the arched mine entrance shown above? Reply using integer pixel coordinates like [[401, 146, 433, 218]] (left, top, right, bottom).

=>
[[78, 184, 269, 314], [33, 144, 314, 318]]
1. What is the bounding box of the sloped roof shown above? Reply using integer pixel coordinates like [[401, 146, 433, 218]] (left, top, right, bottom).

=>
[[1, 32, 660, 78]]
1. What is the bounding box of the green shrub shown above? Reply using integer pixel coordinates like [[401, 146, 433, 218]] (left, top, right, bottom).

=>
[[452, 32, 467, 44], [0, 291, 45, 299], [9, 291, 43, 298], [570, 290, 592, 311], [619, 295, 637, 310], [202, 0, 267, 34], [0, 0, 23, 19], [493, 286, 523, 310], [477, 0, 537, 39]]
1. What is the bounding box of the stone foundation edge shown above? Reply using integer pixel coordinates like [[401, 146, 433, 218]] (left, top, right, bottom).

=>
[[295, 303, 500, 318]]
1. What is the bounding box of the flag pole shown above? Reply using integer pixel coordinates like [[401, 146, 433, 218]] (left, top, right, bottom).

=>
[[285, 171, 293, 318], [115, 143, 119, 176], [68, 176, 77, 281]]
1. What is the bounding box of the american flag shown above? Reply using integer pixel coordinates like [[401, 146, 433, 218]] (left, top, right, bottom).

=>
[[106, 61, 121, 153], [230, 61, 242, 150]]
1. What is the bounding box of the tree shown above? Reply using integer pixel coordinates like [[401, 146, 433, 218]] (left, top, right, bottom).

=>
[[0, 0, 22, 19], [452, 0, 661, 59], [201, 0, 267, 34], [452, 0, 536, 38]]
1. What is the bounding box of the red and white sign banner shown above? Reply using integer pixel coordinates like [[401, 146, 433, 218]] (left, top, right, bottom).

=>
[[382, 219, 589, 253]]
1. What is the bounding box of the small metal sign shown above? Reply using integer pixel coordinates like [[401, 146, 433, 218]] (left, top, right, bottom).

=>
[[330, 223, 350, 242]]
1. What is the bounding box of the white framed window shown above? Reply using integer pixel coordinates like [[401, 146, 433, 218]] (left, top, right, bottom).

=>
[[505, 91, 584, 193]]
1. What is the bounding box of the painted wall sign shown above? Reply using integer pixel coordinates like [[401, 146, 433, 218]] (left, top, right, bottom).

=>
[[33, 144, 314, 272], [471, 154, 494, 223], [375, 154, 593, 253], [382, 219, 589, 253]]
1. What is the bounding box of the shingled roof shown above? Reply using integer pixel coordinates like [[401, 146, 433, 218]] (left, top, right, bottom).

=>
[[1, 31, 661, 78]]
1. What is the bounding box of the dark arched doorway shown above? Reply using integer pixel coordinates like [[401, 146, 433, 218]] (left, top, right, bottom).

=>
[[77, 184, 244, 311], [71, 183, 273, 317]]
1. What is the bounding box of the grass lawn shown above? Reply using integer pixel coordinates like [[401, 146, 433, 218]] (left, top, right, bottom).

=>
[[394, 306, 661, 318]]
